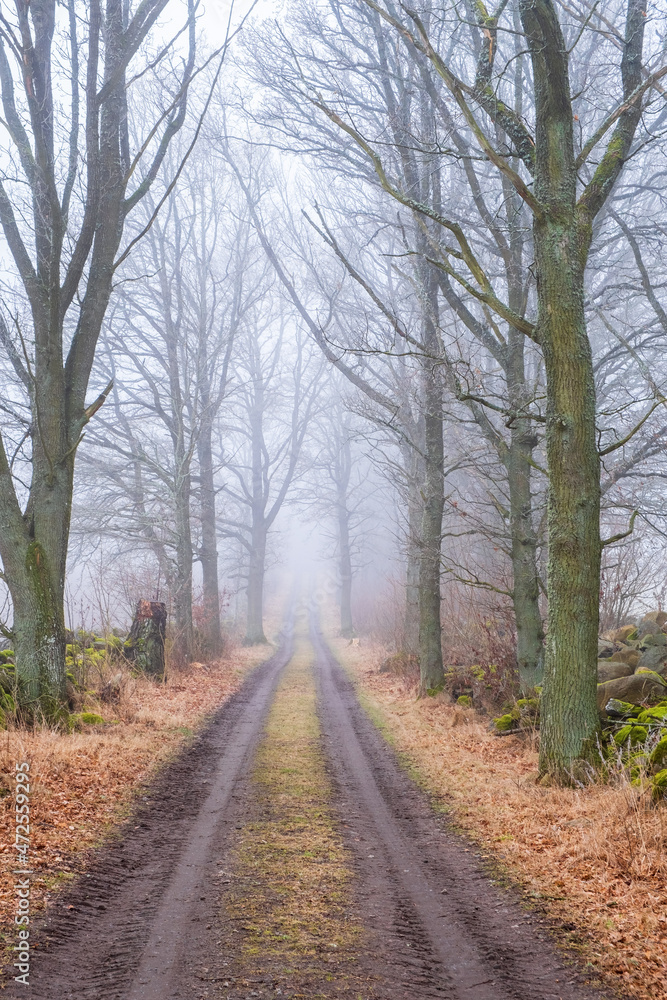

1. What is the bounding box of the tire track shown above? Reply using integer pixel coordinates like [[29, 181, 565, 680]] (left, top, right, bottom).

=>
[[311, 613, 613, 1000], [3, 629, 293, 1000]]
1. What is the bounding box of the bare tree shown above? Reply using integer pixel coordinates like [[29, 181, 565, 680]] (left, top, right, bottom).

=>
[[0, 0, 206, 716], [218, 315, 322, 644], [248, 0, 664, 777]]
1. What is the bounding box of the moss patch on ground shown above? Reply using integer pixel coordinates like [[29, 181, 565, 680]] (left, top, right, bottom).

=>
[[219, 624, 368, 995]]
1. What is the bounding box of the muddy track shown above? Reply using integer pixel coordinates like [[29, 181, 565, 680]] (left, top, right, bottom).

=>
[[311, 617, 615, 1000], [3, 616, 625, 1000], [4, 631, 293, 1000]]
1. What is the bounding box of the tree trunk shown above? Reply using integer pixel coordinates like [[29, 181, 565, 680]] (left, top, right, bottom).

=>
[[9, 543, 68, 721], [172, 467, 194, 666], [244, 532, 267, 644], [125, 600, 167, 679], [507, 425, 545, 691], [402, 443, 423, 657], [536, 227, 600, 775], [520, 0, 601, 776], [418, 259, 445, 694], [338, 503, 354, 637], [418, 390, 445, 693], [0, 408, 73, 719], [197, 422, 223, 657]]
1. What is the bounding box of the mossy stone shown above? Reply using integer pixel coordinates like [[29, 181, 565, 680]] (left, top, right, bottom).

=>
[[614, 724, 648, 747], [78, 712, 104, 725], [493, 713, 517, 733], [650, 769, 667, 802], [0, 692, 15, 715], [650, 736, 667, 772], [637, 705, 667, 725], [456, 695, 472, 707]]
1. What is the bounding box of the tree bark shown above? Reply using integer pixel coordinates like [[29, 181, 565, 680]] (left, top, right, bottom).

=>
[[338, 500, 354, 637], [418, 268, 445, 693], [172, 466, 194, 665], [520, 0, 601, 774], [401, 440, 423, 657], [245, 531, 267, 644], [125, 600, 167, 679], [197, 420, 223, 657], [507, 422, 545, 691]]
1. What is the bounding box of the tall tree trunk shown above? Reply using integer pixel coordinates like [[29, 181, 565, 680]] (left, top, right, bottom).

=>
[[7, 538, 68, 721], [245, 530, 267, 644], [401, 441, 423, 658], [505, 267, 544, 690], [418, 382, 445, 692], [507, 423, 544, 691], [537, 230, 600, 773], [418, 269, 445, 692], [172, 468, 194, 665], [520, 0, 602, 776], [0, 369, 73, 719], [338, 501, 354, 637], [197, 421, 223, 657]]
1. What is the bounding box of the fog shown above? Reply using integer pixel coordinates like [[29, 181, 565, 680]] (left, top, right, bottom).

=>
[[0, 0, 667, 762]]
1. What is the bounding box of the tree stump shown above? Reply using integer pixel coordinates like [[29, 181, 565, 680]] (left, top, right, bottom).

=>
[[124, 600, 166, 679]]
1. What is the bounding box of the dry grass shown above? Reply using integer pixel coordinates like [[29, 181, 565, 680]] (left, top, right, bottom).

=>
[[0, 640, 272, 954], [220, 620, 363, 994], [331, 633, 667, 1000]]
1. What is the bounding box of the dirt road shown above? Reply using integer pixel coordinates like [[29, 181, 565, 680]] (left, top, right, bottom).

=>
[[4, 613, 615, 1000]]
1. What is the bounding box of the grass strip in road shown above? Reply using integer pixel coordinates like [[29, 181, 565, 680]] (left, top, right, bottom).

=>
[[221, 627, 365, 995]]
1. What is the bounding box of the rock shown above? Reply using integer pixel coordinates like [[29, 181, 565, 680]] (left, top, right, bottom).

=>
[[597, 671, 667, 711], [598, 639, 615, 658], [597, 660, 634, 683], [650, 736, 667, 772], [642, 632, 667, 646], [637, 703, 667, 725], [604, 698, 642, 719], [612, 647, 640, 668], [642, 611, 667, 627], [607, 625, 638, 643], [492, 712, 518, 734], [613, 723, 648, 747], [75, 712, 104, 726], [636, 646, 667, 673], [636, 620, 662, 640], [650, 769, 667, 802]]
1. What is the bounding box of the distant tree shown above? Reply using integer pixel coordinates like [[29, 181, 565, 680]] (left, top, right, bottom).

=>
[[77, 152, 260, 662], [218, 314, 321, 644], [307, 395, 375, 637]]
